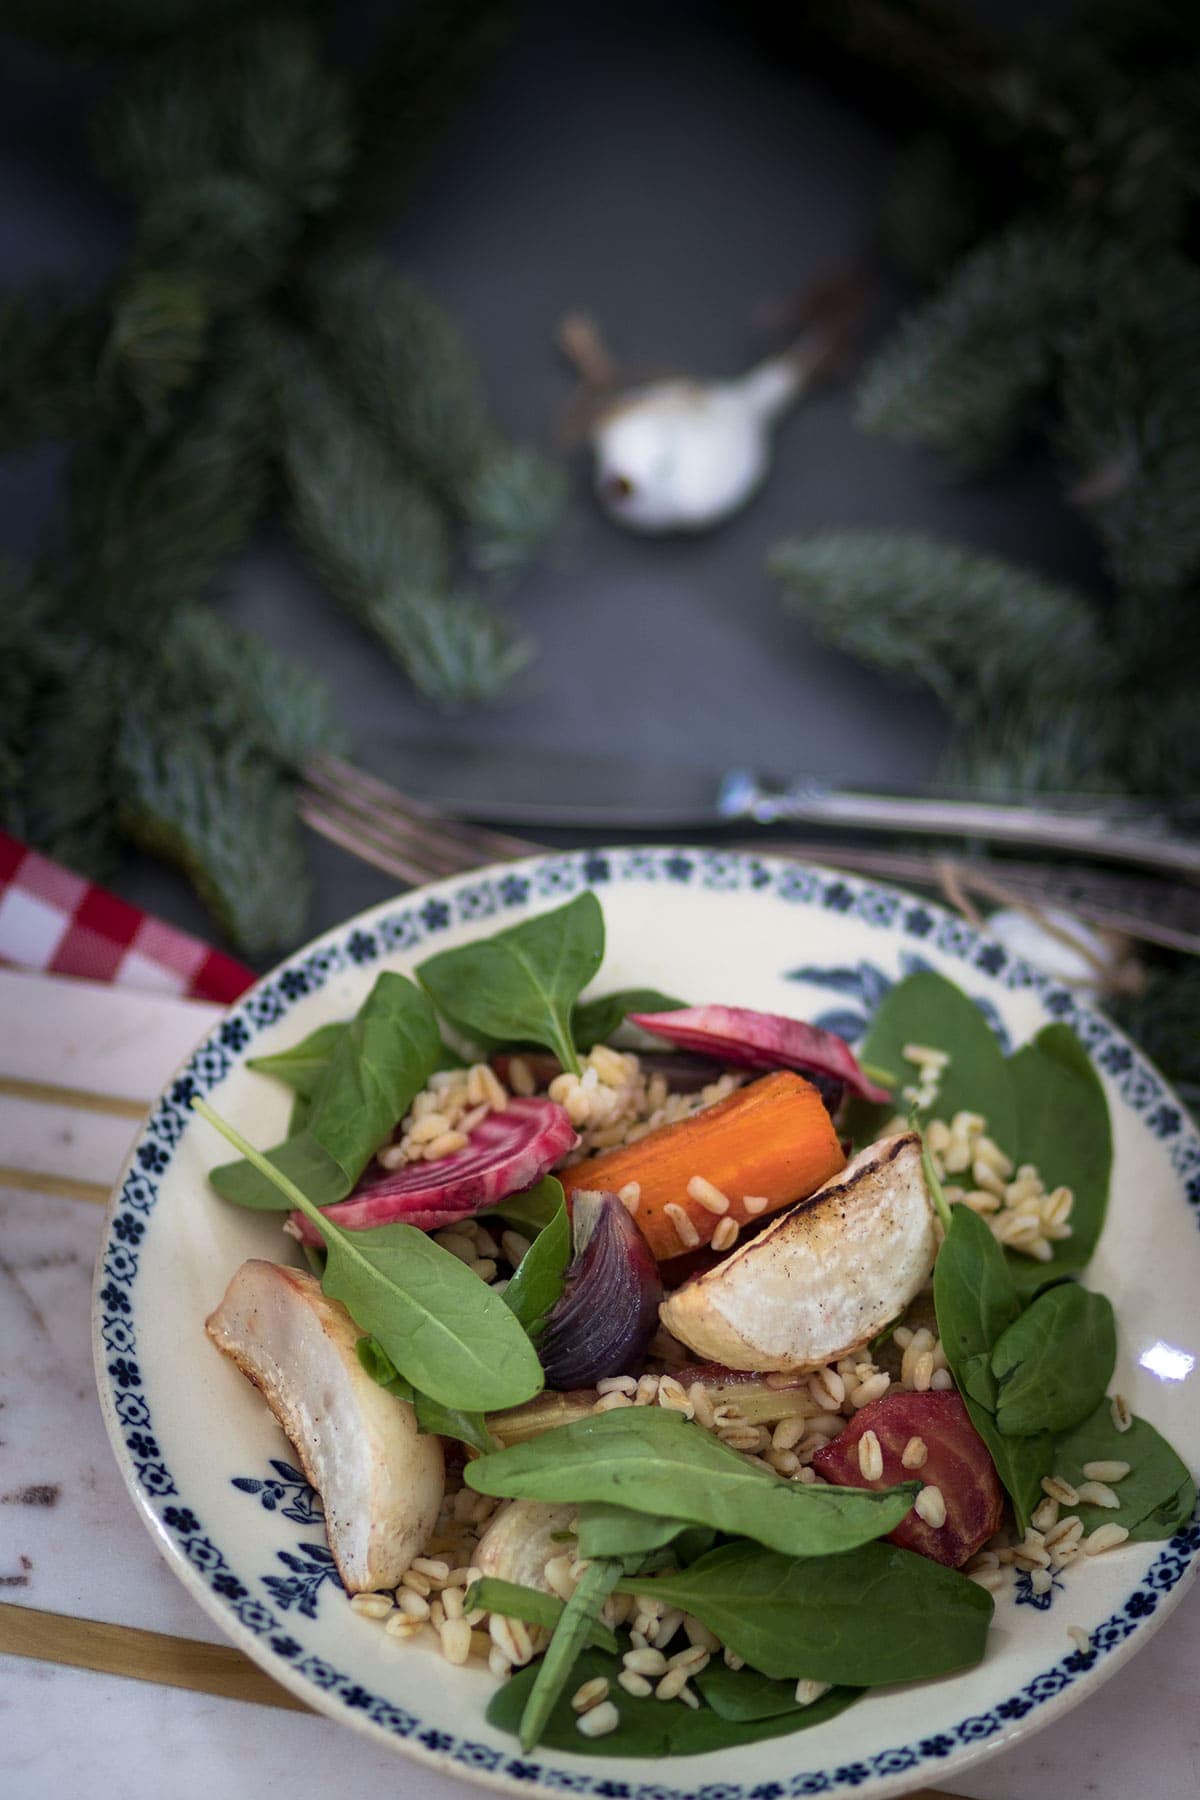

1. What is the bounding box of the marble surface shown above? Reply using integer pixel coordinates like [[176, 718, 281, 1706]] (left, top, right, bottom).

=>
[[2, 972, 1198, 1800]]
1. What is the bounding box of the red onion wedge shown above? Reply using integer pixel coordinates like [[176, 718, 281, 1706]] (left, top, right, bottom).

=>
[[628, 1004, 890, 1104], [288, 1098, 577, 1243], [538, 1191, 662, 1389]]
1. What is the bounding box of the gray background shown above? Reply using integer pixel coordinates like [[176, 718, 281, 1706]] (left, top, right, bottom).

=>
[[1, 0, 1098, 957]]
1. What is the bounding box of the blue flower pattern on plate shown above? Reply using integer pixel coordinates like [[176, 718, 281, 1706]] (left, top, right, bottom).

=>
[[93, 847, 1200, 1799]]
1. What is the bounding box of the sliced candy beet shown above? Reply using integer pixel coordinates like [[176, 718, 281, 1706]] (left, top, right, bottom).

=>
[[288, 1098, 578, 1242], [628, 1004, 889, 1104]]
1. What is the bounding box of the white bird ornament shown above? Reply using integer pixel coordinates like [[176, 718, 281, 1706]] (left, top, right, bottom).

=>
[[558, 275, 860, 534]]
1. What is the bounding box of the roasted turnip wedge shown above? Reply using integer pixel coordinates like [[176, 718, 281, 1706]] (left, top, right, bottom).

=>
[[629, 1003, 890, 1104], [205, 1260, 444, 1592], [659, 1133, 937, 1371], [475, 1499, 579, 1592], [288, 1098, 577, 1242]]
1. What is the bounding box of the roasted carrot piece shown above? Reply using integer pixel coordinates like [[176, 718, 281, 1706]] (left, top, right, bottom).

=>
[[559, 1070, 845, 1262]]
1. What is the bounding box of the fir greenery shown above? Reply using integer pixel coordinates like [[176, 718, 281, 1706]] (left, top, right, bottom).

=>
[[2, 3, 562, 955]]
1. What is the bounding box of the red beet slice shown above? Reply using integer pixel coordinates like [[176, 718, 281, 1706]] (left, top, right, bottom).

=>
[[628, 1004, 890, 1104], [812, 1389, 1005, 1568], [288, 1098, 578, 1242]]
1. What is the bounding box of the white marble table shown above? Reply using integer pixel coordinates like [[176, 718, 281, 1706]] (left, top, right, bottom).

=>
[[2, 969, 1197, 1800]]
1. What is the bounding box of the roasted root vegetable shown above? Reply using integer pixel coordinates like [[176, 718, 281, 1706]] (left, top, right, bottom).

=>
[[474, 1499, 579, 1592], [206, 1260, 444, 1592], [659, 1133, 937, 1370], [538, 1191, 663, 1388], [629, 1004, 891, 1103], [812, 1389, 1005, 1568], [559, 1071, 845, 1261]]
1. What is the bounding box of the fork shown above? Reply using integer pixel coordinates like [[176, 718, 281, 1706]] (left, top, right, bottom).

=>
[[296, 755, 1200, 958]]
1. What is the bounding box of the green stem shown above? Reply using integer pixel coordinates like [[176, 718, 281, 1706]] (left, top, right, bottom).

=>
[[920, 1131, 953, 1235], [518, 1556, 622, 1751], [860, 1060, 897, 1089]]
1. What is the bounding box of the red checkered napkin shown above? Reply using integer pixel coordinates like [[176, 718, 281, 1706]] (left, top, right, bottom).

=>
[[0, 830, 254, 1003]]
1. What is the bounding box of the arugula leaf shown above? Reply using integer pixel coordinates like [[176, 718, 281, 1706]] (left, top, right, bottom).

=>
[[519, 1555, 623, 1749], [500, 1189, 570, 1336], [855, 969, 1019, 1145], [933, 1205, 1050, 1531], [417, 893, 604, 1077], [489, 1176, 564, 1234], [1007, 1023, 1112, 1291], [196, 1099, 543, 1413], [466, 1407, 918, 1558], [617, 1540, 993, 1685], [210, 973, 442, 1210], [1054, 1402, 1197, 1541], [694, 1660, 859, 1723], [247, 1021, 347, 1099], [463, 1578, 618, 1654], [572, 987, 686, 1050], [991, 1283, 1116, 1436], [489, 1646, 860, 1755]]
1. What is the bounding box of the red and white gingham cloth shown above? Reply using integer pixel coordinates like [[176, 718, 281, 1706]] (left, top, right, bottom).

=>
[[0, 830, 255, 1004]]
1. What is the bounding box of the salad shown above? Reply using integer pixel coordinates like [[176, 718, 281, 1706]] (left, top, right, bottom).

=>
[[196, 892, 1195, 1758]]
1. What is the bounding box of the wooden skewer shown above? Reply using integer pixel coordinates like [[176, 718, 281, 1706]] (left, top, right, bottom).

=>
[[0, 1075, 149, 1118], [0, 1165, 112, 1204]]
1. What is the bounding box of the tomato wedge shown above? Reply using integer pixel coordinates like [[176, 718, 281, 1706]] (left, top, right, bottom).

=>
[[812, 1389, 1004, 1568]]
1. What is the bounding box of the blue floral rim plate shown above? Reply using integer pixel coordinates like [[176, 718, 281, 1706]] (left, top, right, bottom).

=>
[[92, 849, 1200, 1800]]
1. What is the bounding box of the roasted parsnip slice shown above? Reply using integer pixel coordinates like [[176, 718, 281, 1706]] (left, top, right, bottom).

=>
[[659, 1133, 937, 1372], [206, 1260, 444, 1593]]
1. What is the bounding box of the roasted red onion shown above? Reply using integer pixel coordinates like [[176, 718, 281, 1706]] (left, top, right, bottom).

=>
[[629, 1004, 889, 1104], [538, 1191, 662, 1389]]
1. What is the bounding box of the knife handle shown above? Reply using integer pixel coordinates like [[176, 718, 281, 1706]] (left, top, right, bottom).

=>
[[718, 774, 1200, 881]]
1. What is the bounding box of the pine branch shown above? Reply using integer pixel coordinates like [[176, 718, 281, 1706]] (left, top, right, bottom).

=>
[[880, 135, 985, 286], [20, 640, 125, 878], [11, 0, 264, 55], [104, 269, 212, 422], [277, 346, 532, 705], [465, 445, 568, 576], [1057, 255, 1200, 593], [771, 529, 1112, 720], [0, 561, 58, 819], [117, 704, 311, 955], [0, 287, 110, 452], [856, 223, 1097, 473]]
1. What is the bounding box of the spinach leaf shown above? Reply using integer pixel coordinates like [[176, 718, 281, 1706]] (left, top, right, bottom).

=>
[[519, 1556, 623, 1749], [572, 988, 687, 1050], [417, 893, 604, 1078], [488, 1647, 860, 1756], [355, 1337, 494, 1453], [694, 1660, 860, 1723], [247, 1022, 347, 1098], [933, 1205, 1050, 1531], [617, 1539, 993, 1685], [210, 973, 442, 1210], [856, 969, 1019, 1146], [991, 1283, 1116, 1436], [576, 1505, 709, 1562], [489, 1176, 565, 1235], [500, 1190, 570, 1336], [466, 1407, 918, 1558], [1054, 1402, 1197, 1541], [197, 1099, 544, 1412], [464, 1578, 618, 1653], [1007, 1023, 1112, 1292]]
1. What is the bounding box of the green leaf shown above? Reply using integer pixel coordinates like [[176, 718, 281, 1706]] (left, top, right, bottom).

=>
[[501, 1192, 570, 1336], [1007, 1023, 1112, 1291], [466, 1407, 918, 1558], [488, 1646, 860, 1755], [991, 1283, 1116, 1436], [489, 1176, 565, 1234], [519, 1556, 622, 1750], [248, 1022, 347, 1100], [933, 1205, 1050, 1532], [572, 988, 687, 1051], [618, 1540, 993, 1686], [1053, 1402, 1197, 1541], [576, 1506, 709, 1562], [855, 970, 1019, 1146], [355, 1336, 494, 1453], [694, 1660, 859, 1723], [210, 972, 441, 1210], [418, 894, 604, 1077], [196, 1099, 543, 1414], [463, 1579, 618, 1655]]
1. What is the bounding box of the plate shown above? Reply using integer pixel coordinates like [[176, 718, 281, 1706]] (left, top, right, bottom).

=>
[[93, 848, 1200, 1800]]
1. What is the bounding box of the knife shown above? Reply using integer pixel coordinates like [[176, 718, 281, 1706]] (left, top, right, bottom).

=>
[[359, 739, 1200, 880]]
